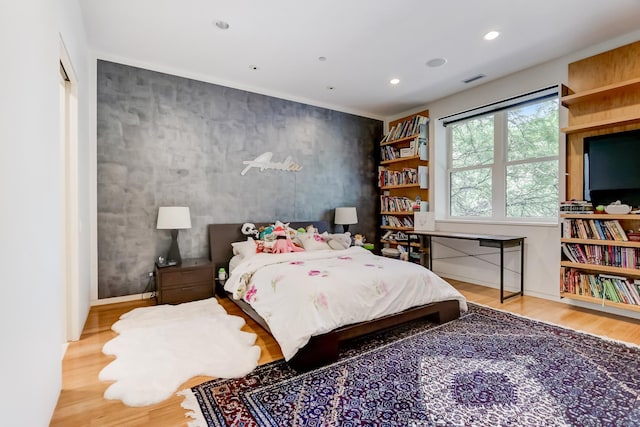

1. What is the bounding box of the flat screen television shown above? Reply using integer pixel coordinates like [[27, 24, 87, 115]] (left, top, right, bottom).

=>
[[584, 128, 640, 208]]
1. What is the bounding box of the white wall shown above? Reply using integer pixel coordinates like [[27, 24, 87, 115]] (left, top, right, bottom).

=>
[[0, 0, 90, 424], [388, 30, 640, 319]]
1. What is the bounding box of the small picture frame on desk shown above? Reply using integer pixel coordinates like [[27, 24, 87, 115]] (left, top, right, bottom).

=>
[[414, 212, 435, 232]]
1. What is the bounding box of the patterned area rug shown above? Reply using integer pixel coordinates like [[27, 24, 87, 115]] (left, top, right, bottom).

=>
[[180, 304, 640, 426]]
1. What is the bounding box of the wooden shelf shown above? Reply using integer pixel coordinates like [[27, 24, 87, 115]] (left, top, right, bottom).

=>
[[380, 155, 422, 165], [380, 133, 420, 147], [561, 113, 640, 134], [561, 77, 640, 107], [380, 226, 413, 231], [380, 239, 420, 247], [379, 110, 429, 259], [561, 213, 640, 220], [561, 292, 640, 313], [381, 183, 420, 190], [561, 238, 640, 248], [560, 41, 640, 315], [380, 211, 414, 216], [560, 261, 640, 277]]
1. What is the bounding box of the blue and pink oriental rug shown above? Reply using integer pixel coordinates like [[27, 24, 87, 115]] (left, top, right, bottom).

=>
[[181, 304, 640, 426]]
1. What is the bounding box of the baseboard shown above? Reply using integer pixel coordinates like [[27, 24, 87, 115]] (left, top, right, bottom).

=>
[[91, 292, 155, 306], [437, 271, 557, 301]]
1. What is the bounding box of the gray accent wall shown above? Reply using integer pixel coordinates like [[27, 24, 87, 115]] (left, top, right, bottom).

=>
[[97, 60, 382, 298]]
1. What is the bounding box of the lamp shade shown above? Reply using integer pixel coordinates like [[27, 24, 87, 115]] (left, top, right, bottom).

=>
[[157, 206, 191, 230], [335, 207, 358, 225]]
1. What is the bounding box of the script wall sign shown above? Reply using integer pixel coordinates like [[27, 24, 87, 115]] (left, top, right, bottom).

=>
[[241, 152, 303, 176]]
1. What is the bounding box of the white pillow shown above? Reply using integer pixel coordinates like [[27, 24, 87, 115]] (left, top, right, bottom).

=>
[[231, 238, 257, 259], [299, 233, 331, 251]]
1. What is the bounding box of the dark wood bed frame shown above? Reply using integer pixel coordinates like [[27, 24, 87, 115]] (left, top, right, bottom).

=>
[[208, 222, 461, 370]]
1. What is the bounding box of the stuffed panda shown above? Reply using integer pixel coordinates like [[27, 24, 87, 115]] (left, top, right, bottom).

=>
[[241, 222, 259, 239]]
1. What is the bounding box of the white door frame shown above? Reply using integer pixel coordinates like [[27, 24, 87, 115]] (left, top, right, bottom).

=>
[[60, 38, 81, 341]]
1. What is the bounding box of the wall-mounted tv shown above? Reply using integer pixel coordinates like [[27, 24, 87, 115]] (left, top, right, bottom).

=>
[[584, 128, 640, 208]]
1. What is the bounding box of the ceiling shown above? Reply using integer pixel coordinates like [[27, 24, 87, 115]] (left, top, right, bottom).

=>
[[79, 0, 640, 119]]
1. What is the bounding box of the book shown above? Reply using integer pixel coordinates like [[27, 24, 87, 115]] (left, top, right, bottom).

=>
[[418, 165, 428, 189]]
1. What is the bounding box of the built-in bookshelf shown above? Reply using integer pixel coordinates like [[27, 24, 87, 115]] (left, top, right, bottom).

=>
[[378, 110, 429, 258], [560, 213, 640, 313], [560, 40, 640, 315]]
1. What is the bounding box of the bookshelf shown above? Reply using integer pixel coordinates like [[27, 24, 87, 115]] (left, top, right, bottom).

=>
[[378, 110, 429, 260], [560, 40, 640, 315], [560, 213, 640, 312]]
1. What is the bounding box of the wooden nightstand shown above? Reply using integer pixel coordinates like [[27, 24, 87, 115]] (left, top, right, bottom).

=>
[[155, 258, 214, 304]]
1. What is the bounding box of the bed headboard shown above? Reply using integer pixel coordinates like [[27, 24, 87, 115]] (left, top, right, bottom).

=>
[[208, 221, 329, 274]]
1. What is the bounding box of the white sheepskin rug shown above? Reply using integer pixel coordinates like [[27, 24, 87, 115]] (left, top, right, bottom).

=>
[[99, 298, 261, 407]]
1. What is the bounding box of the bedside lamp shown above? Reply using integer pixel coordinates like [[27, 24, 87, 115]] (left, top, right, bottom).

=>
[[335, 207, 358, 233], [157, 206, 191, 266]]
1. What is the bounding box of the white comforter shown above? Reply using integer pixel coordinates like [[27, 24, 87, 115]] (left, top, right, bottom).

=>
[[224, 246, 467, 360]]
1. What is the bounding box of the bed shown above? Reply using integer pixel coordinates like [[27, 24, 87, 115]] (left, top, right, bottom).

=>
[[208, 221, 467, 370]]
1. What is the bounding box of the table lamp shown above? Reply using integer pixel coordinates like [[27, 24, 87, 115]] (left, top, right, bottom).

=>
[[157, 206, 191, 265], [335, 207, 358, 233]]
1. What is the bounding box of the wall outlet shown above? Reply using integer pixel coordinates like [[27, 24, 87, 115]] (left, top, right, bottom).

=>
[[148, 271, 154, 277]]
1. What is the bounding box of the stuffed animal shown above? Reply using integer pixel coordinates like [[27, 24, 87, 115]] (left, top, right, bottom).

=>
[[241, 223, 259, 239], [353, 234, 365, 246], [322, 232, 351, 250], [271, 225, 305, 253]]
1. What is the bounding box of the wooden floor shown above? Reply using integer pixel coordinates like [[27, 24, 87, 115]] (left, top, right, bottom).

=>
[[50, 280, 640, 426]]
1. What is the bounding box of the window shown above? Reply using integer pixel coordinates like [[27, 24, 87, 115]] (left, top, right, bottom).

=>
[[446, 91, 559, 220]]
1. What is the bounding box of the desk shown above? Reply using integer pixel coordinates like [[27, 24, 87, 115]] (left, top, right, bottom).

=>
[[408, 231, 525, 303]]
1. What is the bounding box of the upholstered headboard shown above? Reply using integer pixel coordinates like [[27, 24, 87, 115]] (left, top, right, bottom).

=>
[[208, 221, 329, 275]]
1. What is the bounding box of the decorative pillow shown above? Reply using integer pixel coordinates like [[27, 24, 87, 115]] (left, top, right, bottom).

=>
[[322, 232, 352, 250], [231, 238, 257, 259], [298, 232, 332, 251]]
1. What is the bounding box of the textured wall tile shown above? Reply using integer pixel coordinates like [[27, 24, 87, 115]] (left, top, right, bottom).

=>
[[97, 60, 382, 298]]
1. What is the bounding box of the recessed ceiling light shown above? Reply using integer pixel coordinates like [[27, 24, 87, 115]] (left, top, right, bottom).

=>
[[426, 57, 447, 68], [318, 56, 327, 62], [326, 86, 335, 90], [249, 65, 259, 70], [214, 20, 230, 30], [390, 78, 400, 85], [483, 30, 500, 41]]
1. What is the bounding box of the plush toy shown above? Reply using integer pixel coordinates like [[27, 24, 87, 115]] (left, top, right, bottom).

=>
[[241, 222, 259, 238], [353, 234, 365, 246], [271, 225, 305, 253], [322, 232, 352, 250]]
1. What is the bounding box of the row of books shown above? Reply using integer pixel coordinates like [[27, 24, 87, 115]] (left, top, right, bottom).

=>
[[561, 218, 628, 241], [380, 196, 415, 213], [378, 167, 418, 188], [380, 137, 422, 161], [381, 215, 414, 228], [380, 115, 429, 143], [381, 230, 409, 241], [562, 268, 640, 305], [561, 243, 639, 269]]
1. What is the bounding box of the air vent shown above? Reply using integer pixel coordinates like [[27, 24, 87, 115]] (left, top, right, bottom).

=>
[[462, 74, 486, 84]]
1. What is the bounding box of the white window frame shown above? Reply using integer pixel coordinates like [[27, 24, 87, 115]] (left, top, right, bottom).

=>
[[444, 87, 560, 223]]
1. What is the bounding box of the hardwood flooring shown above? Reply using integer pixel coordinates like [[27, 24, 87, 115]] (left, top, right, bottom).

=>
[[50, 281, 640, 426]]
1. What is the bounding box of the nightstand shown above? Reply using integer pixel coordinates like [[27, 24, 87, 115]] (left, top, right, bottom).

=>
[[155, 258, 214, 304]]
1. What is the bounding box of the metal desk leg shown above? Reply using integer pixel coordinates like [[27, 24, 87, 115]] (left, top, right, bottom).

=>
[[500, 243, 505, 303], [501, 238, 525, 303], [520, 240, 524, 297]]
